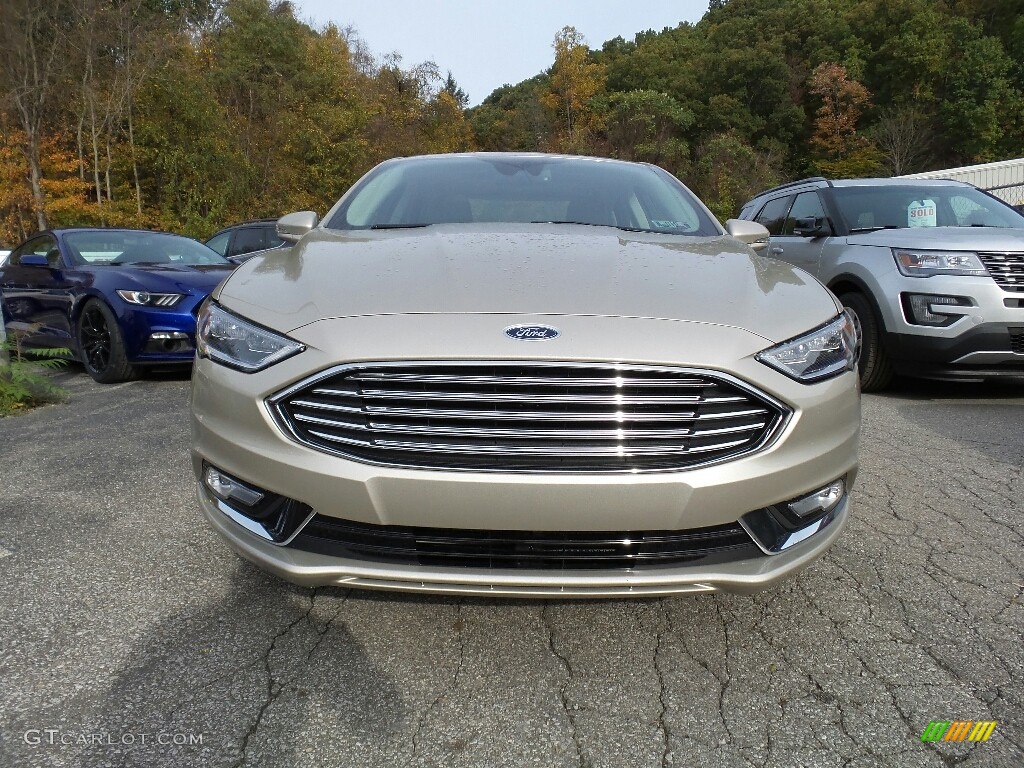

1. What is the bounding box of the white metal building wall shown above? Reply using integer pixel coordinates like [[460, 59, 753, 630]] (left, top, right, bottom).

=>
[[901, 158, 1024, 207]]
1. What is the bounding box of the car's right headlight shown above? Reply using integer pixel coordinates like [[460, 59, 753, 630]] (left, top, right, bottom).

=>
[[197, 301, 305, 372], [756, 310, 860, 383]]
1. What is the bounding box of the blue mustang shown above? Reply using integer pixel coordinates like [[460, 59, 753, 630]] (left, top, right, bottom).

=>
[[0, 228, 235, 383]]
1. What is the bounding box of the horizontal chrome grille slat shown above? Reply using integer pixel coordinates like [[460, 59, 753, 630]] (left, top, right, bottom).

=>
[[306, 429, 751, 456], [347, 372, 712, 387], [289, 400, 767, 422], [271, 362, 789, 473], [317, 388, 746, 405], [293, 412, 768, 440]]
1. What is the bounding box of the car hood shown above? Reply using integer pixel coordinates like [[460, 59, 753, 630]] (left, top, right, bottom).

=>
[[846, 226, 1024, 250], [110, 263, 235, 292], [216, 224, 839, 343]]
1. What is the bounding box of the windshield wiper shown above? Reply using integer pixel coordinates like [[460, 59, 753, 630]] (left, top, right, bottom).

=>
[[531, 220, 664, 234], [370, 223, 431, 229], [848, 225, 903, 232]]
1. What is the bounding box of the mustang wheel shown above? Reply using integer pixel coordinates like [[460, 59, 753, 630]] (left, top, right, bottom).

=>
[[77, 299, 138, 383]]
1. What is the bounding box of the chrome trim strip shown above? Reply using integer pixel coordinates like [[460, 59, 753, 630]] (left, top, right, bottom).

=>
[[292, 412, 767, 440], [739, 496, 847, 555], [949, 350, 1024, 364], [347, 372, 712, 387], [320, 388, 741, 405], [266, 360, 793, 474], [212, 497, 316, 547], [304, 429, 751, 456], [289, 400, 767, 422]]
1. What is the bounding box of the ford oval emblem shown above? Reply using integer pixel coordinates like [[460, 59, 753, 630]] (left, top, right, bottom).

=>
[[504, 324, 560, 341]]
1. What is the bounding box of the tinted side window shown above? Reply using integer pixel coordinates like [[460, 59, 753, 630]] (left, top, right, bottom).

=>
[[11, 235, 58, 266], [754, 195, 793, 236], [783, 191, 830, 235], [229, 227, 267, 256]]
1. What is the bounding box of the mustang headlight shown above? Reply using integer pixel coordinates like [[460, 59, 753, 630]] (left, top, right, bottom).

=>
[[116, 290, 183, 307], [893, 249, 987, 277], [757, 310, 860, 383], [197, 302, 305, 372]]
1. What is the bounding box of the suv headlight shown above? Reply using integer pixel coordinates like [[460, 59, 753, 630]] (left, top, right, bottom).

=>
[[893, 249, 987, 277], [197, 302, 305, 372], [757, 311, 860, 383]]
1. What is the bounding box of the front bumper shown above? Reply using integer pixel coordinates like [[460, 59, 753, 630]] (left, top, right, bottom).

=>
[[115, 301, 204, 364], [196, 484, 851, 596], [876, 274, 1024, 377], [190, 313, 860, 597]]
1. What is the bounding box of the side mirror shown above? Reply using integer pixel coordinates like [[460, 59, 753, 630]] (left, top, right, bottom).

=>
[[793, 216, 829, 238], [724, 219, 770, 252], [20, 254, 51, 268], [276, 211, 319, 244]]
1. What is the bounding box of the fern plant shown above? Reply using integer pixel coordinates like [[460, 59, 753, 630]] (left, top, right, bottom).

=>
[[0, 331, 70, 415]]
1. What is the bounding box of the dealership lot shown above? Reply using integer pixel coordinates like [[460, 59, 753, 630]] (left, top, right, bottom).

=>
[[0, 371, 1021, 767]]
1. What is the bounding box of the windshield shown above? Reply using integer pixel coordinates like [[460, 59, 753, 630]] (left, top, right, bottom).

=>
[[64, 231, 230, 266], [831, 185, 1024, 231], [326, 155, 721, 236]]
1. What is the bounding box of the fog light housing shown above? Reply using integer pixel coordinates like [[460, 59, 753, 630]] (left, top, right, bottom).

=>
[[786, 479, 845, 519], [901, 293, 970, 327], [204, 466, 265, 507], [739, 477, 849, 554], [201, 463, 314, 544], [145, 331, 193, 354]]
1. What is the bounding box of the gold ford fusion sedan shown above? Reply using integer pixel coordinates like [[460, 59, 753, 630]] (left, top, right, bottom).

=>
[[191, 153, 860, 598]]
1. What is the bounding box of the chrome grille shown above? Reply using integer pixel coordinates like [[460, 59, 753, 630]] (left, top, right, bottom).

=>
[[979, 252, 1024, 292], [270, 362, 789, 473]]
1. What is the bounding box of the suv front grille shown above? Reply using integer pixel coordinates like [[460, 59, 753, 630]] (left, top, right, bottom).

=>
[[979, 252, 1024, 292], [290, 516, 762, 570], [269, 362, 788, 473]]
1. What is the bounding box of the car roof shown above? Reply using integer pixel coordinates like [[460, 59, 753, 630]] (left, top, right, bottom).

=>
[[745, 176, 973, 206], [380, 151, 656, 170], [829, 178, 972, 188], [48, 227, 186, 236]]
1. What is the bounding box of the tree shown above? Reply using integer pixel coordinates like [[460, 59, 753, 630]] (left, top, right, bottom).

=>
[[808, 62, 882, 177], [441, 71, 469, 109], [0, 0, 74, 230], [540, 26, 606, 153], [868, 105, 934, 175], [597, 90, 691, 174]]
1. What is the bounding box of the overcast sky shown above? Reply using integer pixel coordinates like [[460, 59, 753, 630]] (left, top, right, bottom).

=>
[[294, 0, 710, 107]]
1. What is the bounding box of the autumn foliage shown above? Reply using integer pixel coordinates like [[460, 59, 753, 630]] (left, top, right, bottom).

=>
[[1, 0, 1022, 245]]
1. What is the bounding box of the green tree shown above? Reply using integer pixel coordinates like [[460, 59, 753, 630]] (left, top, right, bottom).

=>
[[540, 26, 606, 153]]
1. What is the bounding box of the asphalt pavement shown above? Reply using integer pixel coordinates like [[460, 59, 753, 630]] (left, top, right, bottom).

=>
[[0, 368, 1021, 767]]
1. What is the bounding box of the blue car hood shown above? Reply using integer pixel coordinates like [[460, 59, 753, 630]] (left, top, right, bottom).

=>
[[111, 263, 235, 292]]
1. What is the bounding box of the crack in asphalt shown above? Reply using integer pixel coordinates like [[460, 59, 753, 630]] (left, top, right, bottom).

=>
[[232, 588, 319, 768], [654, 599, 671, 767], [407, 600, 467, 765], [542, 605, 584, 768]]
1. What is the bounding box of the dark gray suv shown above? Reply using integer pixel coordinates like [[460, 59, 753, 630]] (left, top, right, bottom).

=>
[[740, 177, 1024, 390]]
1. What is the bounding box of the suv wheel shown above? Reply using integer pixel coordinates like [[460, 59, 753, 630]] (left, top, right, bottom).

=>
[[839, 292, 893, 392]]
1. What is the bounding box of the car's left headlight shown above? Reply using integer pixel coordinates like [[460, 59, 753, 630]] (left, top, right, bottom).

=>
[[197, 301, 305, 372], [756, 310, 860, 383], [893, 249, 987, 277], [116, 290, 184, 307]]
